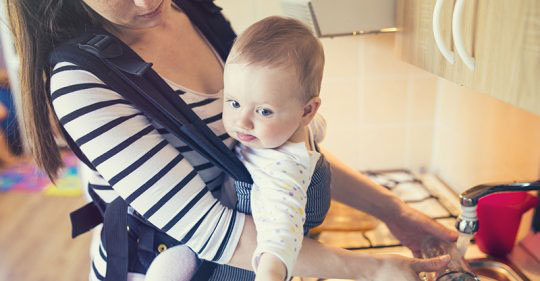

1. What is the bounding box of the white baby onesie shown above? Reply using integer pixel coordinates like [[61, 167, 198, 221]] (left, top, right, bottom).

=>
[[236, 114, 326, 280]]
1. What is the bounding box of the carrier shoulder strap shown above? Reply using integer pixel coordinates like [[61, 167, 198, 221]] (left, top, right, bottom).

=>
[[50, 32, 252, 185]]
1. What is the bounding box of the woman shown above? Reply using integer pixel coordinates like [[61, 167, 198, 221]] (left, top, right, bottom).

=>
[[6, 0, 457, 280]]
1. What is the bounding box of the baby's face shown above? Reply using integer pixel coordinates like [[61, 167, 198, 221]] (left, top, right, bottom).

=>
[[222, 63, 306, 149]]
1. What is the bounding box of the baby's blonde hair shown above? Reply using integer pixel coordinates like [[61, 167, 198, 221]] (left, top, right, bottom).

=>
[[227, 16, 325, 102]]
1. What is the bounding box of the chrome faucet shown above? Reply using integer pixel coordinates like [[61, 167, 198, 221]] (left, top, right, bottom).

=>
[[456, 180, 540, 235]]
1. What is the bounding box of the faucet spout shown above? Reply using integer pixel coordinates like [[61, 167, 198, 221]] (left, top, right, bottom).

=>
[[456, 180, 540, 235], [460, 180, 540, 207]]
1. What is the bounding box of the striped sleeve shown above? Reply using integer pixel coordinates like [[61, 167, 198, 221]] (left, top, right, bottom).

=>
[[50, 62, 245, 263]]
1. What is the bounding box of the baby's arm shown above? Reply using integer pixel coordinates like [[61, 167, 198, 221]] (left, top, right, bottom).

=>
[[250, 159, 310, 281], [255, 253, 287, 281]]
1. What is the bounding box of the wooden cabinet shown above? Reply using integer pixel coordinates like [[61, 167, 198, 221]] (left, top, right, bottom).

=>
[[395, 0, 540, 116]]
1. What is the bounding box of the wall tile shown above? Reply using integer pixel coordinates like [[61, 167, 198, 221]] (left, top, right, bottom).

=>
[[361, 78, 408, 125], [360, 34, 428, 80], [405, 125, 434, 172], [409, 78, 438, 123], [354, 126, 408, 170], [320, 37, 361, 80], [318, 77, 361, 168]]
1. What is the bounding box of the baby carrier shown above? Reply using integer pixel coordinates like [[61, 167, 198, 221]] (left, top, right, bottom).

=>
[[48, 1, 332, 280]]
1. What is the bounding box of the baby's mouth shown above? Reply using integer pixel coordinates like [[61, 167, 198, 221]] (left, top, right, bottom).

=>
[[236, 132, 256, 142]]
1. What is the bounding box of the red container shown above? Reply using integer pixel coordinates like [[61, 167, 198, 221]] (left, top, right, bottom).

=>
[[475, 192, 538, 257]]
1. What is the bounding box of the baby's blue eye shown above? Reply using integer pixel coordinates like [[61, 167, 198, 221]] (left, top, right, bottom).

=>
[[256, 108, 273, 117], [227, 100, 240, 108]]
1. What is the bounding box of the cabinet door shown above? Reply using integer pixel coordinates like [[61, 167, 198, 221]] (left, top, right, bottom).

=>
[[395, 0, 457, 78], [471, 0, 539, 115], [396, 0, 540, 116]]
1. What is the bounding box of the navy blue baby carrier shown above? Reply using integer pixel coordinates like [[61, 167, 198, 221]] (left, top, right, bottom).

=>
[[48, 1, 332, 280], [49, 1, 249, 280]]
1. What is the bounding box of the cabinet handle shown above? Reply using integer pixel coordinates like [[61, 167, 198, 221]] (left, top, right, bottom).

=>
[[433, 0, 455, 64], [452, 0, 475, 70]]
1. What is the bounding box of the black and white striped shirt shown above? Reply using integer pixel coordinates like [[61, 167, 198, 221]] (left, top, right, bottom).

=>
[[50, 62, 245, 280]]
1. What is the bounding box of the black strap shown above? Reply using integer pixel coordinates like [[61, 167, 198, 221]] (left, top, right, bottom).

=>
[[69, 202, 103, 238], [103, 197, 129, 281]]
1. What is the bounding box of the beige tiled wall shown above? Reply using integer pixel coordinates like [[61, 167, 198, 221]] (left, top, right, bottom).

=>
[[319, 34, 439, 172], [431, 79, 540, 193]]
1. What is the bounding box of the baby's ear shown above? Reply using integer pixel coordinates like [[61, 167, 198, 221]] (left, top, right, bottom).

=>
[[301, 97, 321, 126]]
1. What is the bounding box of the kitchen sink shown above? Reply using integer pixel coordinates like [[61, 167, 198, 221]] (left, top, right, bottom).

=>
[[291, 258, 530, 281], [469, 258, 530, 281]]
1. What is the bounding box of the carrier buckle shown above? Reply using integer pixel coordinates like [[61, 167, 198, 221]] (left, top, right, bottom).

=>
[[79, 34, 123, 59], [79, 34, 152, 77]]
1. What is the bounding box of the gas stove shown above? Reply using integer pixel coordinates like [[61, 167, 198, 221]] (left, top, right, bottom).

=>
[[311, 169, 460, 251]]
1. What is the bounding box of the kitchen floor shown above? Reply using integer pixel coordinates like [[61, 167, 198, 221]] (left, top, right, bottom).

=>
[[0, 192, 91, 281]]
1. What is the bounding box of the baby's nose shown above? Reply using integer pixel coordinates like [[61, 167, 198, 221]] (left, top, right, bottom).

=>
[[236, 113, 253, 130]]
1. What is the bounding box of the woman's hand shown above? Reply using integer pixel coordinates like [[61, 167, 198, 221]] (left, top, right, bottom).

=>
[[355, 254, 451, 281], [384, 202, 458, 257]]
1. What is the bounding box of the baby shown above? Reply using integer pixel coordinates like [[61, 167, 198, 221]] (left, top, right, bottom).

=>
[[221, 16, 325, 281], [145, 16, 325, 281]]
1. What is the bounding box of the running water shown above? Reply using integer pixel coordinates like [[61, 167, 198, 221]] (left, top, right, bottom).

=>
[[456, 232, 473, 258]]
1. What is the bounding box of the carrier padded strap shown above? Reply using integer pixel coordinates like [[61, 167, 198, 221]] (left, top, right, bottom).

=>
[[52, 32, 252, 183]]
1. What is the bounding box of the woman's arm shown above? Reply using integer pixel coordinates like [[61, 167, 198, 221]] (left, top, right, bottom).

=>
[[319, 146, 458, 256], [319, 146, 404, 220], [226, 147, 453, 279], [229, 216, 450, 280]]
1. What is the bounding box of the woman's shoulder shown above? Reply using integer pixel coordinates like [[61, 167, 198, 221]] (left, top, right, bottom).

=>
[[49, 61, 132, 116], [50, 62, 108, 90]]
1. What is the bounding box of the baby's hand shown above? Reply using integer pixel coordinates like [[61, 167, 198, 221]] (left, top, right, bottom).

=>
[[254, 253, 287, 281]]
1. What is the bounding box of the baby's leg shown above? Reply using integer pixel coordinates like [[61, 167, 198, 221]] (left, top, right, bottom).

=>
[[144, 245, 199, 281]]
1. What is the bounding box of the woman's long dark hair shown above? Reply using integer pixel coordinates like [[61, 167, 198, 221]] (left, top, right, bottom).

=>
[[5, 0, 105, 179]]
